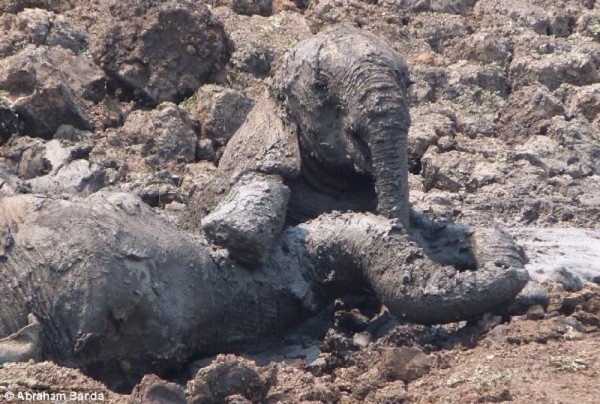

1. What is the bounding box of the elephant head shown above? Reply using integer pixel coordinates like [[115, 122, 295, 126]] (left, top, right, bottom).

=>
[[275, 26, 412, 228]]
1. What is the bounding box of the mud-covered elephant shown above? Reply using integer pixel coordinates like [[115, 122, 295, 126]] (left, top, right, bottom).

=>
[[0, 191, 527, 389], [190, 26, 411, 237]]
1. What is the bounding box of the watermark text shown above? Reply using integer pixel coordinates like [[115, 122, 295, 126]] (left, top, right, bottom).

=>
[[3, 390, 106, 402]]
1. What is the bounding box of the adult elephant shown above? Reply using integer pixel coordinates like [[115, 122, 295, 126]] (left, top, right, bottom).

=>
[[0, 191, 527, 390]]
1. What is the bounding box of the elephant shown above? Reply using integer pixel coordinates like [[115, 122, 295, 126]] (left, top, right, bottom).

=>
[[189, 26, 410, 232], [187, 26, 415, 266], [0, 26, 531, 391], [0, 191, 528, 390]]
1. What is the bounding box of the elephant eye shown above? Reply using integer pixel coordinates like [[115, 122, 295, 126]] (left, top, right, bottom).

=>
[[401, 72, 415, 88]]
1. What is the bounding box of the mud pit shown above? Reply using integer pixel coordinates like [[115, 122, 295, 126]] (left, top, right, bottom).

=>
[[1, 0, 600, 402]]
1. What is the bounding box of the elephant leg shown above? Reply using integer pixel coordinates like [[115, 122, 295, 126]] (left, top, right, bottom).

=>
[[201, 172, 290, 267]]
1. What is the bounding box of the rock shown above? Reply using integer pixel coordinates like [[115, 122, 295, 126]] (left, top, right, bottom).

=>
[[224, 395, 252, 404], [26, 159, 104, 196], [42, 139, 74, 172], [190, 85, 254, 148], [0, 45, 109, 138], [497, 85, 565, 141], [505, 281, 550, 316], [89, 0, 232, 104], [475, 0, 576, 37], [196, 138, 217, 163], [577, 10, 600, 40], [416, 0, 478, 15], [334, 309, 370, 334], [553, 267, 584, 292], [0, 164, 22, 196], [422, 150, 476, 193], [215, 0, 273, 16], [10, 8, 86, 54], [365, 380, 406, 403], [0, 97, 18, 144], [448, 29, 511, 65], [448, 62, 509, 98], [137, 179, 183, 208], [0, 136, 48, 180], [509, 52, 599, 91], [216, 8, 311, 80], [321, 328, 360, 355], [0, 314, 41, 365], [298, 383, 340, 402], [352, 332, 373, 349], [53, 125, 94, 142], [367, 309, 399, 338], [129, 374, 186, 404], [408, 106, 456, 170], [179, 162, 217, 196], [568, 84, 600, 121], [91, 102, 197, 178], [0, 138, 104, 196], [415, 15, 471, 53], [187, 355, 271, 404], [526, 304, 546, 321], [380, 347, 431, 383], [0, 0, 75, 14], [409, 66, 450, 104]]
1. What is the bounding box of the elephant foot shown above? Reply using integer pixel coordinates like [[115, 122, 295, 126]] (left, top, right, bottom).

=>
[[201, 172, 290, 267], [0, 314, 42, 364]]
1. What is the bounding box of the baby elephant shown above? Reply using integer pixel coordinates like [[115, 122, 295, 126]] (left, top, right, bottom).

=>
[[190, 26, 413, 265]]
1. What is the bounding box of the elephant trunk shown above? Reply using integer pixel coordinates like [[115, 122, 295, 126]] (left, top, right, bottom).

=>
[[342, 56, 412, 228], [367, 112, 410, 229], [300, 212, 529, 325]]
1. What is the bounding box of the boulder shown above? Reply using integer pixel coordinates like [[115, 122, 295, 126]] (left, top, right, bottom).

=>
[[190, 85, 254, 149], [214, 0, 273, 16], [129, 375, 186, 404], [8, 8, 87, 55], [187, 355, 272, 404], [0, 45, 108, 138], [0, 97, 18, 144], [379, 347, 431, 383], [0, 0, 76, 14], [91, 103, 197, 178], [89, 0, 232, 104]]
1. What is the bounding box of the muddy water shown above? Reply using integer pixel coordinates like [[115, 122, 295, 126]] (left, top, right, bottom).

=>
[[512, 227, 600, 284]]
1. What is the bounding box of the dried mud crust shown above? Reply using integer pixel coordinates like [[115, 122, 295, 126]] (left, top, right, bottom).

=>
[[0, 362, 127, 403]]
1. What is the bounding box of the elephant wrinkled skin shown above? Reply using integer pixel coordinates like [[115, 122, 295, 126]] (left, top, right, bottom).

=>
[[0, 191, 528, 389]]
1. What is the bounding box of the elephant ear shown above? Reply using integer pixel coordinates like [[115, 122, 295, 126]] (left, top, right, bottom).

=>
[[218, 90, 301, 181]]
